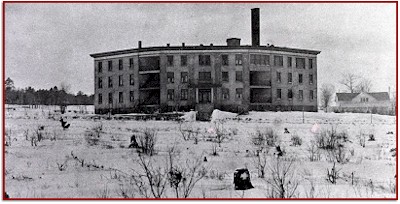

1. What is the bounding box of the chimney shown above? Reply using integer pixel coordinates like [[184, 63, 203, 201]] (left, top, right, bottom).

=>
[[226, 38, 241, 47], [251, 8, 260, 47], [167, 43, 170, 47], [138, 41, 142, 49], [182, 42, 185, 47], [210, 43, 213, 47]]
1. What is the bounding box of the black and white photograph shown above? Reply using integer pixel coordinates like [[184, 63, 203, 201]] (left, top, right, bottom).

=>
[[3, 2, 397, 199]]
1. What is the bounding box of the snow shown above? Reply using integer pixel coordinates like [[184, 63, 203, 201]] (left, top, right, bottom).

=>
[[4, 105, 397, 199]]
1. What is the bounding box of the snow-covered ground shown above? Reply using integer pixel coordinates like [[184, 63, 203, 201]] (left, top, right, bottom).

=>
[[4, 105, 396, 199]]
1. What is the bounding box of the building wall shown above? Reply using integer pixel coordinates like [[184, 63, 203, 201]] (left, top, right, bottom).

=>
[[93, 49, 318, 114]]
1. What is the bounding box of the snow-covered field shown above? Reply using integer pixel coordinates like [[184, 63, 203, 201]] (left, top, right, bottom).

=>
[[4, 105, 397, 199]]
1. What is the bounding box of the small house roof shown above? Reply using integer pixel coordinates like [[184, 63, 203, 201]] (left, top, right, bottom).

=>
[[336, 92, 390, 101]]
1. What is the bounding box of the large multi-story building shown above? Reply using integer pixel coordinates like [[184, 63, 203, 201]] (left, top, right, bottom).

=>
[[90, 8, 320, 116]]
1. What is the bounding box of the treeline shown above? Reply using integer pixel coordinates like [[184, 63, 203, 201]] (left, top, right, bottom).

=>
[[5, 77, 94, 105]]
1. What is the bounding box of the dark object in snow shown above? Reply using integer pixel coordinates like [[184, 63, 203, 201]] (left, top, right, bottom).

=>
[[284, 128, 290, 134], [204, 156, 207, 162], [387, 131, 394, 134], [128, 134, 139, 148], [274, 146, 284, 157], [234, 168, 254, 190], [59, 118, 71, 130], [4, 192, 9, 199], [38, 126, 45, 130], [368, 134, 375, 141]]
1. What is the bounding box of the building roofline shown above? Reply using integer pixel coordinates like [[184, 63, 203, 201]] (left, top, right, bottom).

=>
[[90, 45, 321, 58]]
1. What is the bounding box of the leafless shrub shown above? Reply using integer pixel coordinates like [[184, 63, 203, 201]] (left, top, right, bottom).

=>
[[208, 169, 226, 181], [137, 128, 157, 156], [307, 141, 321, 162], [93, 123, 103, 138], [178, 121, 200, 141], [116, 183, 136, 198], [266, 157, 299, 198], [251, 127, 278, 147], [357, 130, 366, 148], [213, 121, 227, 147], [290, 133, 302, 147], [5, 128, 14, 146], [97, 184, 111, 198], [211, 143, 218, 156], [327, 162, 341, 184], [253, 150, 268, 178], [24, 129, 30, 141], [167, 147, 207, 198], [131, 153, 169, 198], [84, 130, 100, 146]]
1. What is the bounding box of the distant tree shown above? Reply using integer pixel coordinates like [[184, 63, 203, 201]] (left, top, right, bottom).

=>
[[355, 77, 373, 93], [320, 83, 335, 112], [339, 72, 359, 93], [5, 77, 15, 91]]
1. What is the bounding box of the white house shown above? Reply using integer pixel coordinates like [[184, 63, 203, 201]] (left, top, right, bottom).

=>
[[334, 92, 392, 114]]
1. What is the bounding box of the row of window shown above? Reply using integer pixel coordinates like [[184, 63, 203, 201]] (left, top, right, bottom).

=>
[[277, 72, 314, 84], [167, 72, 189, 83], [98, 55, 313, 73], [167, 89, 189, 101], [98, 74, 135, 89], [167, 71, 243, 83], [221, 88, 243, 100], [98, 91, 135, 105], [276, 89, 314, 101]]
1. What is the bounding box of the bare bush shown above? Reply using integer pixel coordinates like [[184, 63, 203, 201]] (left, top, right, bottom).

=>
[[211, 143, 218, 156], [327, 162, 341, 184], [266, 157, 299, 198], [290, 133, 302, 146], [167, 148, 207, 198], [357, 130, 366, 148], [56, 160, 68, 171], [253, 150, 268, 178], [307, 141, 321, 162], [137, 128, 157, 156], [213, 121, 227, 147], [251, 127, 278, 148], [178, 121, 200, 141], [315, 126, 347, 150]]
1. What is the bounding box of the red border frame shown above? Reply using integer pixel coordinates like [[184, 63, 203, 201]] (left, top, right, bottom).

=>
[[2, 1, 398, 200]]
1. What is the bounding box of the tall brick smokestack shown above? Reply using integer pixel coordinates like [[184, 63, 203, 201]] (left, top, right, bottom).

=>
[[251, 8, 260, 47]]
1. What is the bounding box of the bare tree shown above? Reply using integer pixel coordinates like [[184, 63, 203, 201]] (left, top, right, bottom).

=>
[[356, 77, 373, 93], [266, 157, 300, 198], [339, 72, 359, 93], [320, 83, 335, 112]]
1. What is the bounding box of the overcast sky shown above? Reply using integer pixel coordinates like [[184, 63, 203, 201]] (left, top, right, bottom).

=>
[[5, 3, 396, 95]]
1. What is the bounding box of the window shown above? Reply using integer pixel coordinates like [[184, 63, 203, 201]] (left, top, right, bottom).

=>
[[98, 94, 102, 104], [167, 55, 174, 66], [167, 89, 174, 101], [199, 72, 211, 81], [299, 74, 303, 84], [309, 74, 313, 84], [130, 74, 134, 85], [167, 72, 174, 83], [98, 62, 103, 73], [181, 89, 188, 100], [119, 75, 123, 86], [119, 92, 124, 103], [287, 57, 292, 68], [277, 72, 281, 83], [108, 76, 113, 88], [236, 88, 243, 99], [277, 89, 282, 99], [309, 59, 313, 69], [288, 73, 292, 84], [129, 58, 134, 69], [296, 58, 305, 69], [235, 54, 243, 65], [361, 98, 369, 102], [108, 60, 112, 71], [130, 91, 134, 102], [251, 54, 269, 65], [288, 89, 293, 99], [181, 55, 187, 66], [309, 90, 314, 101], [119, 59, 123, 70], [222, 55, 229, 66], [236, 71, 243, 82], [108, 92, 113, 104], [98, 77, 103, 89], [222, 88, 230, 100], [199, 55, 211, 66], [222, 71, 229, 82], [274, 56, 283, 67], [199, 89, 211, 103], [181, 72, 188, 83], [299, 90, 303, 101]]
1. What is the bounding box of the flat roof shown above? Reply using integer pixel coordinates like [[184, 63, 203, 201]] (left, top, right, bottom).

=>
[[90, 45, 321, 58]]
